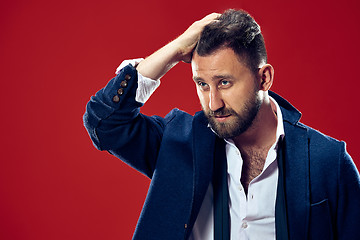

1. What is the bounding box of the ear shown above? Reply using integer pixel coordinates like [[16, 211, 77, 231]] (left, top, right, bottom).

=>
[[257, 64, 274, 91]]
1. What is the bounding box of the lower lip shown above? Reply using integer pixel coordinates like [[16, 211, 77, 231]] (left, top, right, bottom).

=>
[[214, 115, 231, 122]]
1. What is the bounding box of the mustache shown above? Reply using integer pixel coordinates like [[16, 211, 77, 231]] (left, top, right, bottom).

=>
[[208, 107, 237, 117]]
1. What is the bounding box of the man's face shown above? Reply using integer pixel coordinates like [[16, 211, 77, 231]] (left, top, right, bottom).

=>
[[191, 47, 262, 139]]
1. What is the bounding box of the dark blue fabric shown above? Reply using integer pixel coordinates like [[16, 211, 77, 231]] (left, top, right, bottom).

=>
[[83, 65, 360, 240], [275, 138, 289, 240], [213, 138, 230, 240]]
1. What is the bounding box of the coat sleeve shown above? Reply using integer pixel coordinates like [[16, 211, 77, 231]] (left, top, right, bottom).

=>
[[336, 142, 360, 239], [83, 64, 172, 178]]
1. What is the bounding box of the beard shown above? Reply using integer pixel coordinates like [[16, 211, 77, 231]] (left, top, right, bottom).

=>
[[203, 92, 262, 139]]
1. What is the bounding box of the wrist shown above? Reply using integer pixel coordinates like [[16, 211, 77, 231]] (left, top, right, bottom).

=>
[[165, 39, 185, 63]]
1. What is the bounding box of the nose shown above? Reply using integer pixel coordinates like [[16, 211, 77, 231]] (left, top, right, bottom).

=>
[[209, 89, 224, 112]]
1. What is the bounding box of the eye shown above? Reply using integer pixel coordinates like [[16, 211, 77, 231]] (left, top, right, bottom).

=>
[[221, 80, 229, 86], [219, 80, 231, 89], [197, 81, 209, 90]]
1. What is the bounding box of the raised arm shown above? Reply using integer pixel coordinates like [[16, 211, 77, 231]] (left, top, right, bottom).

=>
[[136, 13, 220, 80], [83, 13, 219, 178]]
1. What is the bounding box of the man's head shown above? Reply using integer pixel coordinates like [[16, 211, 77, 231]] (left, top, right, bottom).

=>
[[195, 9, 267, 75], [191, 9, 273, 139]]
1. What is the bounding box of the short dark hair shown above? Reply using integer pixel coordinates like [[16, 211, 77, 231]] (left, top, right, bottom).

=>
[[195, 9, 267, 74]]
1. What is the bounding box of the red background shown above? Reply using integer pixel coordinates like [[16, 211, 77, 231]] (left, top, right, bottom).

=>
[[1, 0, 359, 239]]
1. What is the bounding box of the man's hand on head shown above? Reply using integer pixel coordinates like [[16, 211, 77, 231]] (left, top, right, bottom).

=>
[[175, 13, 220, 63], [136, 13, 220, 80]]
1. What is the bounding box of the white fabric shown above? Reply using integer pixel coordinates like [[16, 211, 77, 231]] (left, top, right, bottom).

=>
[[116, 58, 160, 104], [116, 60, 285, 240]]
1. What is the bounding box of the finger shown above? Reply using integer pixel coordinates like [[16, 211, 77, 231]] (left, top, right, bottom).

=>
[[202, 12, 221, 21]]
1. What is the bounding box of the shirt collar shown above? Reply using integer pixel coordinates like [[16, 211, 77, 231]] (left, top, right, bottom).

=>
[[270, 95, 285, 142]]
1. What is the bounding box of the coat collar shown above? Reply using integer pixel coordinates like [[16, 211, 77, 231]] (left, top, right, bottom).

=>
[[270, 91, 310, 240], [269, 91, 302, 125]]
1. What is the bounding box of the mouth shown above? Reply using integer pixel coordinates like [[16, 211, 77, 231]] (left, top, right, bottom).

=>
[[213, 114, 231, 122]]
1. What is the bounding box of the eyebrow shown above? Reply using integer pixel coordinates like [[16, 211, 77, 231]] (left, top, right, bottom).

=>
[[193, 74, 234, 82]]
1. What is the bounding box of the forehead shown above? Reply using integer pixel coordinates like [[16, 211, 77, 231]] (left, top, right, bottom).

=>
[[191, 47, 250, 79]]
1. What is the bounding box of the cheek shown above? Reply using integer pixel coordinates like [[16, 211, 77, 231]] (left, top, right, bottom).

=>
[[222, 89, 246, 111], [196, 88, 209, 110]]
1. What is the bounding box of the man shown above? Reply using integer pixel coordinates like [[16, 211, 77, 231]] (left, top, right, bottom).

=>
[[84, 9, 360, 240]]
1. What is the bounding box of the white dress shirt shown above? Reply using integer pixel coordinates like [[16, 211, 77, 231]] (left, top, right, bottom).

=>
[[117, 60, 285, 240], [190, 97, 284, 240]]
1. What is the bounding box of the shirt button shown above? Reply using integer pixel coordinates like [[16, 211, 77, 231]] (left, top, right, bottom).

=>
[[238, 186, 242, 191], [241, 221, 248, 229]]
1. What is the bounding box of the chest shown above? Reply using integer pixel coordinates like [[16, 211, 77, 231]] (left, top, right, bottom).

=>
[[239, 147, 270, 192]]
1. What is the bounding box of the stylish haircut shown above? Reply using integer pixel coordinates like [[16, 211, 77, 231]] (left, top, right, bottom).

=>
[[195, 9, 267, 74]]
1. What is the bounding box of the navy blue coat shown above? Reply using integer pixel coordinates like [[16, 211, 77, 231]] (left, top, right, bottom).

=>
[[84, 64, 360, 240]]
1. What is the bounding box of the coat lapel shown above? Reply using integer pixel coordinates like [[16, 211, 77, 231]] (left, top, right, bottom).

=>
[[271, 91, 310, 240], [187, 111, 217, 234], [282, 122, 310, 240]]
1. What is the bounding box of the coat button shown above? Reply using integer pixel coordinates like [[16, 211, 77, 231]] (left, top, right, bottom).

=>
[[120, 80, 128, 88], [112, 95, 120, 103], [124, 74, 131, 80], [117, 88, 124, 95]]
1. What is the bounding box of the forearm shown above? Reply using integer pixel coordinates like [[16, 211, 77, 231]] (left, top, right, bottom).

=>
[[137, 12, 220, 80], [136, 40, 182, 80]]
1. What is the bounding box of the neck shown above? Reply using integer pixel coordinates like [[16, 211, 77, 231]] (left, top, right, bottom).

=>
[[233, 95, 278, 152]]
